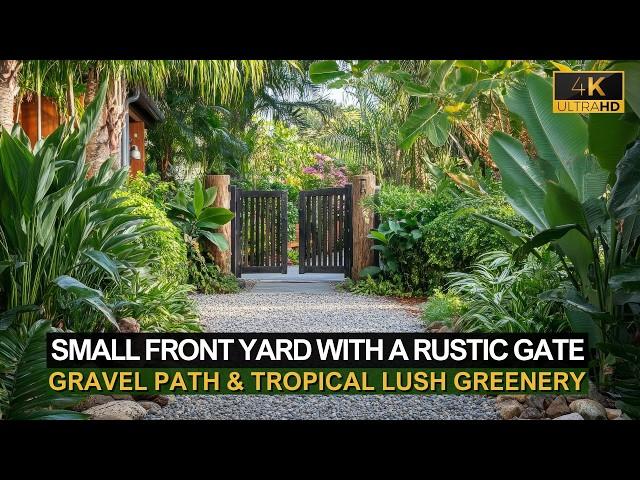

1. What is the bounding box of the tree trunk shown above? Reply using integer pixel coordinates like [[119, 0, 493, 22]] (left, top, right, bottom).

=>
[[85, 69, 127, 176], [0, 60, 22, 132], [158, 146, 172, 180]]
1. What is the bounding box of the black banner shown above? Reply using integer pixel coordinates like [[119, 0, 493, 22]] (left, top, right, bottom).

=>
[[47, 333, 590, 369]]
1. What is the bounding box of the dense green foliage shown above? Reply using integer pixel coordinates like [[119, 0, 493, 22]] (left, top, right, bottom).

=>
[[421, 290, 467, 328], [439, 251, 567, 332], [366, 186, 531, 294], [113, 190, 188, 285], [483, 68, 640, 415]]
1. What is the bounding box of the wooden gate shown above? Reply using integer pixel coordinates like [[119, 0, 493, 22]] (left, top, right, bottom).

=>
[[298, 185, 352, 275], [230, 188, 288, 276]]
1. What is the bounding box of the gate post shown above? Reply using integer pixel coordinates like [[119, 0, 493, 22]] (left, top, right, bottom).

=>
[[350, 173, 376, 280], [204, 174, 232, 274]]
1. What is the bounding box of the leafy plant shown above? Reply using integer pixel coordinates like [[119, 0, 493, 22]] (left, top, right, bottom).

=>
[[0, 81, 152, 330], [185, 241, 239, 294], [109, 273, 201, 333], [114, 189, 188, 285], [167, 178, 234, 251], [0, 320, 85, 419], [481, 68, 640, 413], [445, 251, 567, 333], [288, 248, 299, 265], [125, 172, 177, 209], [367, 188, 531, 294], [421, 290, 467, 328]]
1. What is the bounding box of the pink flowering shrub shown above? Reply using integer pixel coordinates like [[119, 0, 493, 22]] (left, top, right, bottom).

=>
[[301, 153, 348, 189]]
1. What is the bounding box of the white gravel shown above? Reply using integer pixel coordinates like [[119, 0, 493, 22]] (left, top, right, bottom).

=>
[[147, 289, 499, 420]]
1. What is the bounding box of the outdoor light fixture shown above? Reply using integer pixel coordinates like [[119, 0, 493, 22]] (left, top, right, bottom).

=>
[[130, 144, 141, 160], [359, 178, 367, 194]]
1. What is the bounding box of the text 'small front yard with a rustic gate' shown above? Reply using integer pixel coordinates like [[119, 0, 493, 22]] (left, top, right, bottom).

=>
[[1, 59, 638, 421]]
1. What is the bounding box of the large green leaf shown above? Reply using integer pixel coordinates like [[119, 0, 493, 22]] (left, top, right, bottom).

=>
[[398, 103, 440, 150], [513, 224, 586, 262], [505, 74, 588, 195], [204, 186, 217, 208], [424, 111, 450, 147], [193, 178, 204, 216], [198, 206, 234, 226], [543, 181, 595, 292], [612, 61, 640, 119], [0, 320, 86, 420], [309, 61, 349, 84], [473, 214, 528, 246], [83, 249, 120, 282], [609, 141, 640, 221], [488, 132, 548, 230], [589, 113, 640, 172], [0, 128, 34, 217], [200, 231, 229, 251], [51, 275, 116, 327]]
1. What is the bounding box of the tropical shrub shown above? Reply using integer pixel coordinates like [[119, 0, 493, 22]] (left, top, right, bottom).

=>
[[113, 190, 188, 285], [0, 82, 161, 419], [367, 188, 531, 294], [0, 81, 149, 330], [186, 240, 239, 294], [482, 67, 640, 415], [301, 153, 348, 189], [0, 320, 85, 419], [126, 172, 176, 209], [108, 274, 201, 333], [167, 178, 234, 251], [443, 251, 567, 333], [421, 290, 467, 328]]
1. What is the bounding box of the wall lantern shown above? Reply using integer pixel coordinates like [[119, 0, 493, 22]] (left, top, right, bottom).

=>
[[130, 144, 141, 160], [359, 178, 367, 194]]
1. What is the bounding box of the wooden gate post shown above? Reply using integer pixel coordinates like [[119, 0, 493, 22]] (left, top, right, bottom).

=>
[[204, 174, 232, 274], [350, 173, 376, 280]]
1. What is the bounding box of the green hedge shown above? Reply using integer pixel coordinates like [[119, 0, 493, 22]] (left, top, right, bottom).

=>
[[370, 186, 532, 294], [113, 190, 189, 285]]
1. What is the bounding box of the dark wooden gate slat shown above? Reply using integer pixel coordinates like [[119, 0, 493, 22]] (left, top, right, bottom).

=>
[[333, 195, 340, 267], [319, 194, 325, 267], [298, 193, 306, 274], [280, 191, 287, 274]]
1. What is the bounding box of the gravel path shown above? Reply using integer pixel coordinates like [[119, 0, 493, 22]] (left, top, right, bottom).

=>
[[147, 289, 499, 420]]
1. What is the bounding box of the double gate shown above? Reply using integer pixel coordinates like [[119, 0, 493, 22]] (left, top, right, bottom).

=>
[[230, 184, 352, 276]]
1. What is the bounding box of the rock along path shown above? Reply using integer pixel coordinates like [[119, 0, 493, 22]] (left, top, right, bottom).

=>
[[147, 283, 499, 420]]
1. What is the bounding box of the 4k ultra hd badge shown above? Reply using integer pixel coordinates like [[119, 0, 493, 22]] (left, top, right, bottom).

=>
[[553, 71, 624, 113]]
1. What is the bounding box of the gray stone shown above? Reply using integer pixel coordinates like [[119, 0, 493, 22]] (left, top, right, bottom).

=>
[[151, 394, 174, 406], [112, 394, 134, 401], [497, 394, 527, 403], [526, 395, 546, 411], [138, 401, 161, 413], [83, 400, 147, 420], [498, 399, 524, 419], [545, 396, 571, 418], [71, 394, 114, 412], [569, 399, 607, 420], [117, 317, 140, 333], [520, 406, 544, 419], [606, 408, 622, 420], [553, 412, 584, 420]]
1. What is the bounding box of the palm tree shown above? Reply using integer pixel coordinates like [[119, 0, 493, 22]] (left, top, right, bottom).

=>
[[14, 60, 268, 174], [0, 60, 22, 131], [228, 60, 335, 133], [147, 82, 248, 180]]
